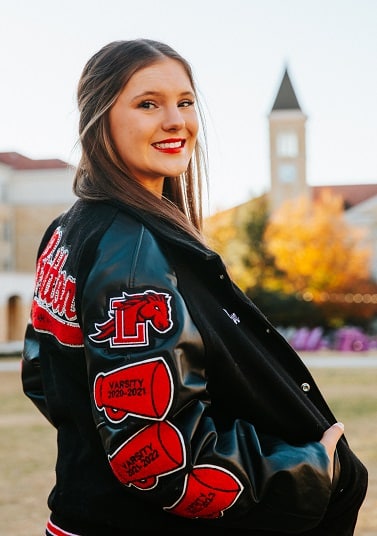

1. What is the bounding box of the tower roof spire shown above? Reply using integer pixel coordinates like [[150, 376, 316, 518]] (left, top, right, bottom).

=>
[[271, 67, 302, 112]]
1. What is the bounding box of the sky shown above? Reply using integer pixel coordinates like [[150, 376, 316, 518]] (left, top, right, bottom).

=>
[[1, 0, 376, 213]]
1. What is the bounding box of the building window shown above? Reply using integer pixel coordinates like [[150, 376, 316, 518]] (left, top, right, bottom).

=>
[[3, 221, 11, 241], [276, 131, 298, 157], [278, 163, 297, 183]]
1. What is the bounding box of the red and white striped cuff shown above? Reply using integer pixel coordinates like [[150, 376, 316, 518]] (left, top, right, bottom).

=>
[[46, 517, 81, 536]]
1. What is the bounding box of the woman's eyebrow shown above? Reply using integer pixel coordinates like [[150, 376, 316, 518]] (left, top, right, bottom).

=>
[[131, 90, 195, 102]]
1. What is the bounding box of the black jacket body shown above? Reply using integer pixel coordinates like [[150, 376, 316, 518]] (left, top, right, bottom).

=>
[[22, 199, 367, 535]]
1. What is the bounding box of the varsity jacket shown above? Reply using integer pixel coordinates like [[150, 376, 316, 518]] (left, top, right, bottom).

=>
[[22, 199, 367, 535]]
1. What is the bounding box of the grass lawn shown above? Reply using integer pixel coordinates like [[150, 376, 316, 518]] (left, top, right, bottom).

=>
[[0, 359, 376, 535], [311, 367, 377, 536]]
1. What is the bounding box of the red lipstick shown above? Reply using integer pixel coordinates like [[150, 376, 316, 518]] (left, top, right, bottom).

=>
[[152, 138, 186, 154]]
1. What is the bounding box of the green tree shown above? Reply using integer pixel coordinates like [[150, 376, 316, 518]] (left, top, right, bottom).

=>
[[241, 196, 283, 291]]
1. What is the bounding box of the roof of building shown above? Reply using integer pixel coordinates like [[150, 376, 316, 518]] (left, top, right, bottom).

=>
[[206, 184, 377, 224], [271, 68, 302, 112], [0, 151, 69, 170], [312, 183, 377, 209]]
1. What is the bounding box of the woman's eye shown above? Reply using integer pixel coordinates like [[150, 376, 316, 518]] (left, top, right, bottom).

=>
[[138, 101, 156, 109], [178, 100, 195, 108]]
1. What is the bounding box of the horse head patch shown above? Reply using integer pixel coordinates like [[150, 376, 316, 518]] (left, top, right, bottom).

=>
[[89, 290, 174, 348]]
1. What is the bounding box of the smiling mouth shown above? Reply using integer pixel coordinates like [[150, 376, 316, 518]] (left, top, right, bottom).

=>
[[152, 139, 186, 150]]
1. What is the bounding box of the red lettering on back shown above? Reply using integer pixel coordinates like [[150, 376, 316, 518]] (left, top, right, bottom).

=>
[[32, 227, 83, 347]]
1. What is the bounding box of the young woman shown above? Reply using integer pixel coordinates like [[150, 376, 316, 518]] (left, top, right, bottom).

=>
[[22, 39, 367, 536]]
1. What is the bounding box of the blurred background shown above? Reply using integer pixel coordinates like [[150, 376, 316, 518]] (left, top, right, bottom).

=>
[[1, 0, 376, 350], [0, 2, 377, 533]]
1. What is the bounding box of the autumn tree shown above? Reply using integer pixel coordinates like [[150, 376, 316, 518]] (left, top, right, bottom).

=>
[[203, 197, 268, 289], [205, 189, 377, 327], [264, 189, 372, 301], [240, 197, 283, 290]]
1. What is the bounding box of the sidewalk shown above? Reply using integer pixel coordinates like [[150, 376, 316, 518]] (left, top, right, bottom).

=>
[[2, 351, 377, 371], [299, 351, 377, 368], [0, 341, 23, 356]]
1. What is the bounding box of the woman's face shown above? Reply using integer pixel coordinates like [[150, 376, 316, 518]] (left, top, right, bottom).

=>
[[109, 58, 199, 197]]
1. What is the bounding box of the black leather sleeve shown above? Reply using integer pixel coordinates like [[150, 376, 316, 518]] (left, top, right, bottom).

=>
[[21, 322, 53, 424], [80, 214, 333, 532]]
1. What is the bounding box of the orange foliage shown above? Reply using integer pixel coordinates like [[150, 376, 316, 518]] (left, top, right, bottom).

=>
[[203, 205, 253, 287], [264, 190, 372, 300], [203, 209, 238, 255]]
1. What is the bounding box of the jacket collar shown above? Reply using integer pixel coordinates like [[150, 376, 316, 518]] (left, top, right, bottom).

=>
[[107, 199, 218, 262]]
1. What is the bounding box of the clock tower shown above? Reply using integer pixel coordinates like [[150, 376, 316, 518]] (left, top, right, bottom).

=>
[[268, 67, 309, 212]]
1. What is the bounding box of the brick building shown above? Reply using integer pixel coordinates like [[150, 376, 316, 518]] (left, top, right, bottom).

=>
[[0, 152, 76, 346]]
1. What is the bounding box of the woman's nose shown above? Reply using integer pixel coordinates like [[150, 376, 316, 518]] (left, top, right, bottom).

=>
[[162, 106, 185, 131]]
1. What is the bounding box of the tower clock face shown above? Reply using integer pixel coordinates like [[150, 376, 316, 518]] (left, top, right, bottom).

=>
[[278, 163, 297, 182]]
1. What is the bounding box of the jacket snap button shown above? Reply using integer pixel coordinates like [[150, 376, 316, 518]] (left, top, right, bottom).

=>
[[301, 382, 311, 392], [219, 274, 225, 280]]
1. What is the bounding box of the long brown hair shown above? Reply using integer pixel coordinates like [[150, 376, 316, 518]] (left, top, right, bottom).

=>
[[73, 39, 208, 240]]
